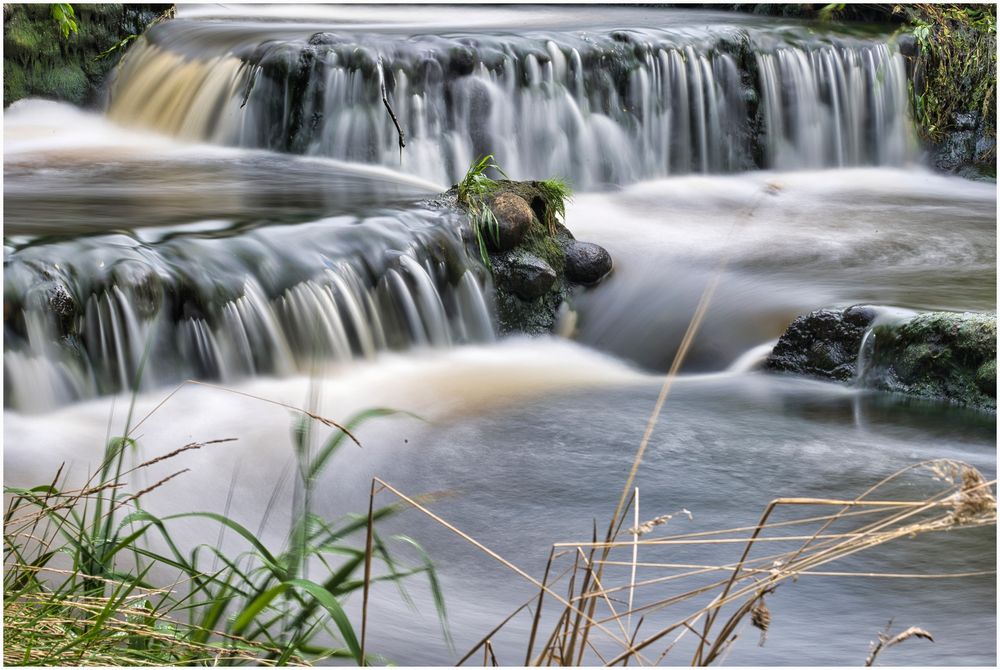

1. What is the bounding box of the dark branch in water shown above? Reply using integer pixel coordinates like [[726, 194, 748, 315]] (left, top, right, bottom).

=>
[[379, 57, 406, 160], [240, 64, 260, 109]]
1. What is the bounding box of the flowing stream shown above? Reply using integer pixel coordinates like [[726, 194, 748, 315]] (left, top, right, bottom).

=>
[[3, 5, 995, 666]]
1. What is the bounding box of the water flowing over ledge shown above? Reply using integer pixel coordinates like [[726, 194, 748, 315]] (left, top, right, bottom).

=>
[[105, 13, 914, 188], [4, 206, 494, 412]]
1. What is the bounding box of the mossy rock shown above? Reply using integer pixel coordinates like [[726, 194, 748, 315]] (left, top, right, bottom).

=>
[[976, 359, 997, 398], [447, 178, 612, 336], [35, 63, 89, 104], [868, 311, 996, 410], [480, 181, 571, 335], [769, 307, 996, 411]]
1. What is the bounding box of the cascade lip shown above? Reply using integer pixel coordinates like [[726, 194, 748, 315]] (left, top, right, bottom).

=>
[[146, 5, 899, 56], [174, 4, 900, 37]]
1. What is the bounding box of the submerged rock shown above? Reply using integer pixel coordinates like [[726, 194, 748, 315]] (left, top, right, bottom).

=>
[[768, 306, 997, 410], [766, 305, 877, 381], [564, 241, 613, 285]]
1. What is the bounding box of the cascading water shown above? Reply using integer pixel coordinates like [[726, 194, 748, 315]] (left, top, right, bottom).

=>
[[3, 206, 494, 412], [105, 14, 915, 188]]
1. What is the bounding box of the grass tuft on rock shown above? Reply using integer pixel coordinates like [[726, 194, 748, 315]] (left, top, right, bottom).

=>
[[535, 178, 573, 236]]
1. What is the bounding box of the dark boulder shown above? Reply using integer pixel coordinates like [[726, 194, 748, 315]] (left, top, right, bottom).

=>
[[564, 241, 613, 285], [448, 46, 476, 76], [766, 305, 877, 381], [494, 251, 556, 301], [488, 192, 533, 251]]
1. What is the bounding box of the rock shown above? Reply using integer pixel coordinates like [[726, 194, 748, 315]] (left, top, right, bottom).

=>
[[112, 260, 163, 318], [448, 46, 476, 76], [445, 180, 612, 336], [953, 112, 980, 131], [867, 311, 997, 410], [308, 32, 343, 46], [930, 111, 996, 179], [896, 32, 918, 59], [768, 306, 997, 410], [488, 192, 533, 251], [564, 241, 613, 285], [494, 251, 556, 300], [766, 305, 877, 381], [24, 280, 77, 335]]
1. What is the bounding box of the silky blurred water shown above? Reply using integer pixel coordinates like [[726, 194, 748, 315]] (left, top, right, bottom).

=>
[[3, 4, 996, 666]]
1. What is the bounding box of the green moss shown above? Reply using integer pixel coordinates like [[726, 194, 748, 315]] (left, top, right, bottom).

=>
[[976, 359, 997, 397], [871, 311, 997, 410], [3, 60, 28, 106], [4, 12, 62, 60], [34, 63, 89, 104], [3, 3, 170, 108]]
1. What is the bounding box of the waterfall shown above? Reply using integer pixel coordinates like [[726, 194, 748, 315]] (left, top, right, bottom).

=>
[[4, 208, 495, 412], [6, 10, 925, 411], [755, 43, 910, 169], [106, 21, 915, 188]]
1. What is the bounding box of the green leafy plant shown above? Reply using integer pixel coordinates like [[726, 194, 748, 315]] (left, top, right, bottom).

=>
[[456, 154, 508, 268], [818, 3, 846, 22], [4, 394, 446, 665], [50, 3, 78, 40]]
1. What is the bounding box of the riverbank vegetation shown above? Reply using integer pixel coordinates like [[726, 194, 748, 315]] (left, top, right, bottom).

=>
[[3, 3, 170, 107], [898, 3, 997, 147], [4, 392, 444, 666]]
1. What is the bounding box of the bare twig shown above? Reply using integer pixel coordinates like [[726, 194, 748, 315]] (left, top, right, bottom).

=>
[[377, 57, 405, 160]]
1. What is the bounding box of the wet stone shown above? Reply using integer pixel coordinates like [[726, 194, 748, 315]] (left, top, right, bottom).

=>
[[766, 306, 877, 381], [494, 251, 557, 300], [564, 241, 613, 285]]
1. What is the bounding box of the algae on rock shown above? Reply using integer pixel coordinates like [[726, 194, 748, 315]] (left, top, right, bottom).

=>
[[867, 311, 997, 410]]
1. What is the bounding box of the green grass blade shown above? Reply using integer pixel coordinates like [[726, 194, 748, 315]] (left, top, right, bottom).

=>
[[285, 578, 363, 664]]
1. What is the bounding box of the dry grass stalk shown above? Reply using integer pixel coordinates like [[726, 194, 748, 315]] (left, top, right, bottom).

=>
[[365, 478, 642, 658], [864, 619, 934, 666], [628, 509, 693, 537], [364, 457, 993, 666], [3, 590, 310, 667]]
